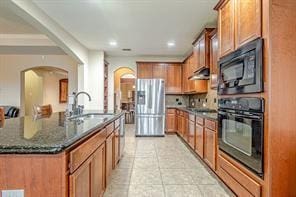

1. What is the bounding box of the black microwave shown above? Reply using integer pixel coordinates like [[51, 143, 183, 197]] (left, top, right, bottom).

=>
[[218, 38, 263, 95]]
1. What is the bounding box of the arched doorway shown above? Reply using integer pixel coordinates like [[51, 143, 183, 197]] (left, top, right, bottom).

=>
[[21, 66, 68, 116], [113, 67, 135, 124]]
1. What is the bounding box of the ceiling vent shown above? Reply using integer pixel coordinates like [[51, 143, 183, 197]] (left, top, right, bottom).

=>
[[122, 48, 131, 51]]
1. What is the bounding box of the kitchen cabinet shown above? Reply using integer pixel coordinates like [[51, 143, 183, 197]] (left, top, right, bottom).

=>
[[188, 116, 195, 149], [166, 109, 177, 133], [92, 144, 106, 197], [152, 63, 166, 79], [210, 30, 219, 89], [166, 64, 182, 94], [204, 128, 217, 170], [113, 128, 120, 168], [217, 0, 235, 57], [182, 113, 189, 142], [235, 0, 261, 48], [137, 63, 153, 78], [195, 123, 204, 158], [215, 0, 261, 57], [69, 143, 106, 197], [105, 133, 114, 185], [177, 111, 183, 136]]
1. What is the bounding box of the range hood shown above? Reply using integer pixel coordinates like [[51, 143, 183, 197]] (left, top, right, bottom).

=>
[[188, 67, 210, 80]]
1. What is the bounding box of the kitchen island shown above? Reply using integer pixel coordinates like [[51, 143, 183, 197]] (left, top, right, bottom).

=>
[[0, 111, 124, 197]]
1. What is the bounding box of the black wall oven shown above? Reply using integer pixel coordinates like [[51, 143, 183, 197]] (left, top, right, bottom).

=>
[[218, 38, 263, 95], [218, 97, 264, 177]]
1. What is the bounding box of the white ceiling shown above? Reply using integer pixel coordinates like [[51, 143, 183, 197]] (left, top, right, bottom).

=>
[[33, 0, 218, 57]]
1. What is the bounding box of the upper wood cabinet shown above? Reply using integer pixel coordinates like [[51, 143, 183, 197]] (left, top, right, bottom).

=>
[[137, 63, 153, 79], [215, 0, 262, 57], [137, 62, 182, 94], [235, 0, 261, 48], [152, 63, 166, 79], [166, 64, 182, 94], [217, 0, 235, 57], [210, 30, 219, 89], [192, 28, 215, 72]]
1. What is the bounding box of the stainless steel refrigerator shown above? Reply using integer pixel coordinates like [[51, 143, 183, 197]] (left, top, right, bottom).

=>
[[135, 79, 165, 136]]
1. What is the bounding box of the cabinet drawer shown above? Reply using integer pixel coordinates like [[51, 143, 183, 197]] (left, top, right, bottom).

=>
[[196, 116, 204, 125], [115, 118, 120, 129], [70, 129, 107, 173], [189, 114, 195, 122], [167, 109, 176, 114], [205, 119, 216, 131], [106, 122, 114, 136], [218, 155, 261, 197]]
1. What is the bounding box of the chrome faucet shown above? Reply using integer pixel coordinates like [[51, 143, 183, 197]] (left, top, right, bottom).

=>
[[72, 91, 92, 116]]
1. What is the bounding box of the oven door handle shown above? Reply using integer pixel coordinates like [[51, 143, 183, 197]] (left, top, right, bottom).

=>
[[219, 111, 262, 120]]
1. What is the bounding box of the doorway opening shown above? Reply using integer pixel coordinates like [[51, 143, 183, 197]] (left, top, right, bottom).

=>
[[113, 67, 135, 125], [21, 67, 68, 116]]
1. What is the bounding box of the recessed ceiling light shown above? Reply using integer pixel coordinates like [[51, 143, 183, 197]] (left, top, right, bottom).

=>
[[167, 41, 175, 47], [109, 41, 117, 46]]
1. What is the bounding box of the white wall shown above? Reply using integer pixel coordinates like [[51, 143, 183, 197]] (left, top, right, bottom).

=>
[[0, 54, 78, 115], [84, 51, 105, 110], [106, 56, 183, 110]]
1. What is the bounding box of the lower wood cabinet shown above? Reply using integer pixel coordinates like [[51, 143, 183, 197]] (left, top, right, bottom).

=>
[[195, 123, 204, 158], [166, 109, 177, 133], [188, 120, 195, 149], [105, 133, 114, 185], [69, 143, 106, 197], [177, 114, 183, 136], [204, 128, 217, 170], [113, 128, 120, 168]]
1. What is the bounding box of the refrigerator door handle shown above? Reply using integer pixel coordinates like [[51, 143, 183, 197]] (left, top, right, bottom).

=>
[[148, 84, 153, 109]]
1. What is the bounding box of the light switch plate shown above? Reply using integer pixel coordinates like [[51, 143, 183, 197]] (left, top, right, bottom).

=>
[[2, 190, 24, 197]]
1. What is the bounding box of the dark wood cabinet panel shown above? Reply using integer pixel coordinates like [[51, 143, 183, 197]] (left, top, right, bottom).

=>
[[166, 64, 182, 93], [195, 123, 204, 158], [137, 63, 153, 79], [210, 30, 219, 75], [198, 35, 206, 69], [204, 128, 217, 170], [235, 0, 261, 48], [218, 0, 235, 57]]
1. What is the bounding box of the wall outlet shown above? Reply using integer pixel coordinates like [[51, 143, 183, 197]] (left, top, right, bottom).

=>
[[2, 190, 24, 197]]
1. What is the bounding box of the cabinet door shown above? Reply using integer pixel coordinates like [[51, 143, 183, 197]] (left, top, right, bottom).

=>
[[166, 64, 182, 93], [235, 0, 261, 48], [137, 63, 153, 79], [166, 114, 176, 132], [204, 128, 217, 170], [182, 61, 188, 93], [69, 156, 92, 197], [219, 0, 235, 57], [92, 144, 106, 197], [113, 128, 120, 168], [177, 115, 182, 135], [195, 124, 204, 158], [193, 42, 200, 72], [182, 117, 188, 141], [105, 133, 113, 185], [188, 120, 195, 149], [198, 35, 206, 69], [152, 63, 166, 79], [210, 32, 219, 75]]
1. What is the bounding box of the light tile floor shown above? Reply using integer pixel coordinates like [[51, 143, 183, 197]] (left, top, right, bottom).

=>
[[104, 124, 234, 197]]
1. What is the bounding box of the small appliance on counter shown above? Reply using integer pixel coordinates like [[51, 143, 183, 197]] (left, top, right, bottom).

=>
[[218, 97, 264, 177]]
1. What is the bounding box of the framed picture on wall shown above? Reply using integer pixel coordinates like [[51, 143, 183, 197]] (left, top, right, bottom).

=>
[[59, 79, 68, 103]]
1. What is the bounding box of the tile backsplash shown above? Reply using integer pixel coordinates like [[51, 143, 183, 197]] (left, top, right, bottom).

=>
[[189, 88, 218, 109], [166, 95, 189, 107]]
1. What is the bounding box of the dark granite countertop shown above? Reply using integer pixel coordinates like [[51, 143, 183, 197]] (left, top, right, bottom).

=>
[[0, 110, 123, 154], [166, 106, 218, 121]]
